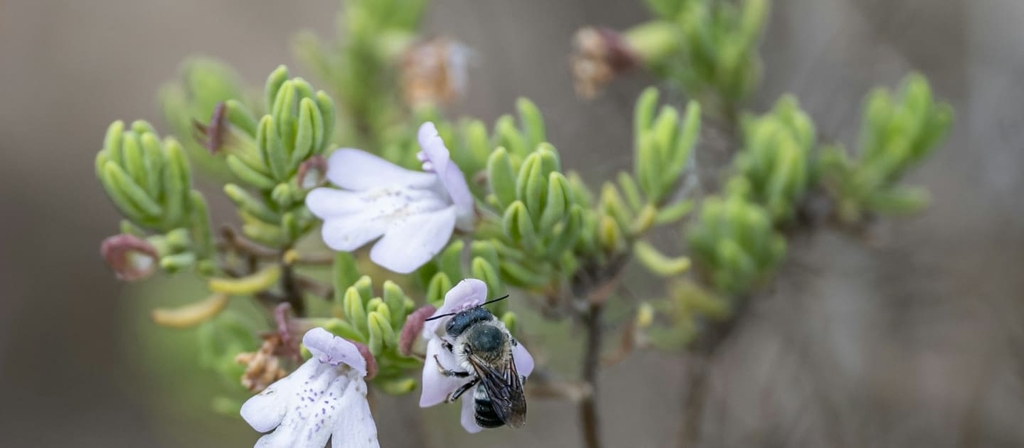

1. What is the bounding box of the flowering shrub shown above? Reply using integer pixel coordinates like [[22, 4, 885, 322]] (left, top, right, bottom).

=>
[[94, 0, 951, 447]]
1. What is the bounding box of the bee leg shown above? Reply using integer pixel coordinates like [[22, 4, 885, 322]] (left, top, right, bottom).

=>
[[442, 340, 454, 353], [434, 355, 471, 378], [447, 378, 479, 402]]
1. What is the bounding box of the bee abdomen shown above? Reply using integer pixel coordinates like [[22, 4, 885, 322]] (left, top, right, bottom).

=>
[[473, 384, 505, 428]]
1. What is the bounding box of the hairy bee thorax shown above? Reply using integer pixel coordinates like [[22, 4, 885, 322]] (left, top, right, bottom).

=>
[[466, 325, 509, 363]]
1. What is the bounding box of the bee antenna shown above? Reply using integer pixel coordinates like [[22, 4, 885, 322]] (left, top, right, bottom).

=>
[[424, 312, 456, 322], [423, 295, 510, 322], [480, 294, 510, 307]]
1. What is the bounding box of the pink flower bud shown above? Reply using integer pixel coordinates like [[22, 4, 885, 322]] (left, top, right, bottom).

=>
[[399, 304, 437, 356], [351, 341, 378, 380], [296, 155, 328, 189], [100, 234, 159, 281]]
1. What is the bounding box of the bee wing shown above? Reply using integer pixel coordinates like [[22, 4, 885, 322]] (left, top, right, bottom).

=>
[[468, 353, 527, 428]]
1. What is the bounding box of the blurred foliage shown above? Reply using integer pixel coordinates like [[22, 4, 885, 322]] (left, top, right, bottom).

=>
[[819, 74, 953, 224]]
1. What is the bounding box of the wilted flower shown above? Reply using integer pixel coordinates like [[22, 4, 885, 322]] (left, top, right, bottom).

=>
[[306, 122, 474, 274], [401, 37, 474, 108], [241, 328, 379, 448], [192, 101, 228, 153], [571, 27, 640, 98], [236, 335, 289, 393], [100, 234, 160, 281], [418, 279, 535, 433]]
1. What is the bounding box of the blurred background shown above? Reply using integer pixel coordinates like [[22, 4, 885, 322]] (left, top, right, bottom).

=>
[[1, 0, 1022, 447]]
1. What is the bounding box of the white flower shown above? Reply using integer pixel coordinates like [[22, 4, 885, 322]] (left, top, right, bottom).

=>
[[305, 122, 474, 274], [241, 328, 379, 448], [418, 279, 535, 433]]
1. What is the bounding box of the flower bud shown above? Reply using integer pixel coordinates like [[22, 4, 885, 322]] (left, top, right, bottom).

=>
[[399, 305, 437, 356], [351, 340, 378, 380], [101, 234, 159, 281], [295, 154, 328, 190]]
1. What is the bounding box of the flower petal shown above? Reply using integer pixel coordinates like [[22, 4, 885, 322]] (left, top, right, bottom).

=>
[[331, 375, 380, 448], [416, 123, 451, 174], [369, 205, 457, 274], [327, 148, 436, 190], [320, 217, 387, 252], [240, 357, 320, 433], [304, 328, 367, 376], [250, 363, 349, 448], [306, 188, 364, 220], [423, 279, 488, 336], [460, 394, 484, 434], [417, 123, 474, 226], [419, 337, 467, 407], [512, 342, 535, 378]]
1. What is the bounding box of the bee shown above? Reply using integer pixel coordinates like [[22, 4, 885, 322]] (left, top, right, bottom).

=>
[[426, 295, 527, 429]]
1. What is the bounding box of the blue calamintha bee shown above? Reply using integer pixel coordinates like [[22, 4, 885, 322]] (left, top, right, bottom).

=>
[[425, 295, 527, 429]]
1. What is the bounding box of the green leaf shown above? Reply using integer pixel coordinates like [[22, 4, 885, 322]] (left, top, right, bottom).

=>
[[104, 161, 162, 218], [226, 154, 277, 190], [487, 147, 517, 209], [344, 287, 369, 336], [516, 98, 546, 150], [382, 281, 407, 329], [634, 240, 691, 276], [539, 172, 570, 230]]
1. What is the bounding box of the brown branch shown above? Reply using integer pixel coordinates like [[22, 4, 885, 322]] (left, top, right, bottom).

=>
[[579, 301, 605, 448], [219, 225, 279, 259]]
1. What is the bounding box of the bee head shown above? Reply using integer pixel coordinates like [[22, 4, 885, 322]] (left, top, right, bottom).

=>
[[467, 324, 507, 360]]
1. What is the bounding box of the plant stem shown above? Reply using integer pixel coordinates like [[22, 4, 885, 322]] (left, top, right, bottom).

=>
[[579, 301, 605, 448], [281, 263, 305, 316], [678, 294, 752, 447]]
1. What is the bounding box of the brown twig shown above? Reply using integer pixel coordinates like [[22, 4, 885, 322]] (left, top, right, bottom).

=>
[[219, 225, 279, 259]]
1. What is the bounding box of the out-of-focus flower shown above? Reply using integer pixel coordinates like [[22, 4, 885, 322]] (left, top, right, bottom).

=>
[[305, 122, 474, 274], [241, 328, 379, 448], [100, 234, 160, 281], [571, 27, 640, 99], [417, 279, 535, 433], [401, 37, 474, 108]]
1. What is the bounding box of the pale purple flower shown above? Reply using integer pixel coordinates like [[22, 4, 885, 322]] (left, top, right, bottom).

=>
[[418, 279, 535, 433], [241, 328, 379, 448], [305, 122, 474, 274]]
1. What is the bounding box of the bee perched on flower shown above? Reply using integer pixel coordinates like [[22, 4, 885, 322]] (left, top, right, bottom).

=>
[[416, 279, 535, 433], [305, 122, 475, 274]]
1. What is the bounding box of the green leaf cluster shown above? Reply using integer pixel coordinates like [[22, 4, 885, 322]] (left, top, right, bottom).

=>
[[96, 121, 215, 274], [160, 57, 257, 181], [687, 183, 785, 295], [328, 273, 422, 395], [218, 66, 336, 247], [643, 0, 769, 113], [819, 73, 953, 223], [733, 95, 815, 222]]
